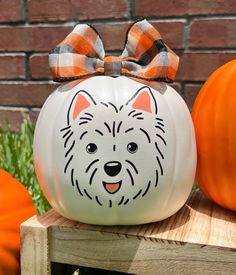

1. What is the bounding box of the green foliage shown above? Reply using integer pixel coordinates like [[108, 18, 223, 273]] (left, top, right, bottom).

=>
[[0, 116, 51, 214], [192, 183, 199, 191]]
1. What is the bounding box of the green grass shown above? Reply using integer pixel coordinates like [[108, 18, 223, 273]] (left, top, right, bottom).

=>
[[0, 117, 50, 214]]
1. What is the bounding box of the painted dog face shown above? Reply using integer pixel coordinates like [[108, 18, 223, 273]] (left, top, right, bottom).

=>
[[60, 86, 166, 208]]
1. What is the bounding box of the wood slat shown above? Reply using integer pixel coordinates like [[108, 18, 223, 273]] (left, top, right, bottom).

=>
[[20, 191, 236, 275]]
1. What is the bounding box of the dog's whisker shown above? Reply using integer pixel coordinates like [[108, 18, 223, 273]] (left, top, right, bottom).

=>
[[125, 160, 138, 174], [127, 168, 134, 186], [117, 121, 123, 133], [155, 125, 165, 133], [157, 122, 164, 127], [142, 181, 151, 197], [100, 102, 109, 107], [95, 129, 104, 136], [108, 102, 118, 113], [124, 198, 129, 205], [85, 159, 99, 173], [84, 189, 92, 200], [62, 129, 72, 139], [84, 112, 94, 118], [80, 117, 92, 121], [65, 140, 75, 157], [64, 131, 74, 148], [64, 155, 73, 173], [133, 112, 143, 118], [125, 127, 134, 133], [75, 179, 83, 196], [89, 168, 98, 185], [95, 196, 102, 206], [155, 170, 159, 187], [128, 110, 136, 116], [79, 121, 88, 126], [79, 131, 88, 140], [140, 128, 151, 143], [156, 156, 163, 175], [133, 189, 142, 200], [104, 122, 111, 133], [60, 125, 71, 132], [119, 105, 124, 111], [155, 142, 164, 159], [112, 121, 116, 137], [156, 134, 167, 146], [70, 168, 75, 186], [118, 196, 124, 205]]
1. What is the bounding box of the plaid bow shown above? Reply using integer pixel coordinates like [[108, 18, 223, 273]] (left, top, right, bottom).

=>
[[49, 19, 179, 83]]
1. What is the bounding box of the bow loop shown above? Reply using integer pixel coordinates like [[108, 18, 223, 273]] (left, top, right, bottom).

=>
[[49, 19, 179, 83]]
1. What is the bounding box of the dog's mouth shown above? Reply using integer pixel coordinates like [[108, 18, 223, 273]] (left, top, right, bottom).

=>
[[102, 180, 122, 194]]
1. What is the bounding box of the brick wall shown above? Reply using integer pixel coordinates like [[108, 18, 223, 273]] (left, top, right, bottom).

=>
[[0, 0, 236, 129]]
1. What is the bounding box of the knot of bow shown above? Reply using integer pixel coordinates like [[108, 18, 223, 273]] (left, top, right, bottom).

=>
[[49, 19, 179, 83]]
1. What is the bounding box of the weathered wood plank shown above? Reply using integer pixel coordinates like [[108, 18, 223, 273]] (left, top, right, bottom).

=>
[[50, 227, 236, 274], [20, 192, 236, 275], [20, 216, 51, 275]]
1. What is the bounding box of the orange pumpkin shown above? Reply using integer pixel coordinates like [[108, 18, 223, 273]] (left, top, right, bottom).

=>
[[192, 59, 236, 211], [0, 170, 36, 275]]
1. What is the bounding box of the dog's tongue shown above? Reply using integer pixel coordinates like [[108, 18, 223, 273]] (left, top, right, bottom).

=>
[[104, 183, 120, 194]]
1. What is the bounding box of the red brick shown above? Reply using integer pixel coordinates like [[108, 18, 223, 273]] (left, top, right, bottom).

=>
[[28, 0, 128, 22], [0, 55, 25, 79], [187, 0, 236, 15], [0, 109, 26, 130], [95, 21, 184, 51], [151, 21, 185, 49], [94, 23, 128, 51], [0, 26, 72, 52], [135, 0, 188, 17], [29, 54, 51, 79], [135, 0, 236, 17], [0, 24, 125, 53], [0, 109, 40, 130], [0, 22, 182, 54], [185, 84, 203, 110], [0, 83, 57, 107], [177, 52, 236, 81], [29, 109, 40, 124], [0, 0, 21, 22], [189, 19, 236, 48]]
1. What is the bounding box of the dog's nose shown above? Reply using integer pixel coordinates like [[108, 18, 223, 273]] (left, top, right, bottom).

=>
[[104, 161, 122, 177]]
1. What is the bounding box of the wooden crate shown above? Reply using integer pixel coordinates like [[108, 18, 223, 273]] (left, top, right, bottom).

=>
[[20, 191, 236, 275]]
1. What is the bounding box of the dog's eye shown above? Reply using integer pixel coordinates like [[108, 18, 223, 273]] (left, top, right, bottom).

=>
[[127, 142, 138, 153], [86, 143, 97, 154]]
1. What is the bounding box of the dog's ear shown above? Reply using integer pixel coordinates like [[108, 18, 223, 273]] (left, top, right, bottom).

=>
[[126, 86, 157, 114], [67, 90, 96, 124]]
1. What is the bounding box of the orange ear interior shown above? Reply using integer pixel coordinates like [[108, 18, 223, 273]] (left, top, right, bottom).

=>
[[132, 91, 151, 113], [73, 94, 90, 120]]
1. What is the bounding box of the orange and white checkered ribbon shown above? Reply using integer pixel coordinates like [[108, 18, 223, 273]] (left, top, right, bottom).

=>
[[49, 19, 179, 83]]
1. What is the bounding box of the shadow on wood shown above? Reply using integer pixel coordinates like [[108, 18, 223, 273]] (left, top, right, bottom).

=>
[[188, 191, 236, 223]]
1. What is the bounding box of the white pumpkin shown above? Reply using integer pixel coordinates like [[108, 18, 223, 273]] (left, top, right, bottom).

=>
[[34, 76, 196, 225]]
